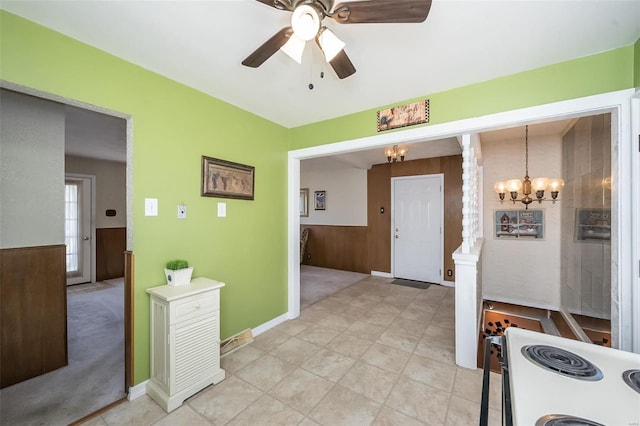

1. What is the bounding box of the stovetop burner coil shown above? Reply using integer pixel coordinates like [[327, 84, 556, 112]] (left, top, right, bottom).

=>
[[521, 345, 603, 381], [622, 369, 640, 394], [535, 414, 605, 426]]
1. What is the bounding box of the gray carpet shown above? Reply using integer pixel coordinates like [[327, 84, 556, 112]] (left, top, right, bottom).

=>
[[0, 279, 126, 425], [391, 278, 433, 290], [300, 265, 369, 308]]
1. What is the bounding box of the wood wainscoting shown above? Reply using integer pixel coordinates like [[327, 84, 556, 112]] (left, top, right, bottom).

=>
[[96, 227, 126, 281], [301, 225, 369, 273], [367, 155, 463, 282], [0, 244, 67, 388]]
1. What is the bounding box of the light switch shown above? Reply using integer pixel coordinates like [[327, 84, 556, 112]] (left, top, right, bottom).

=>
[[145, 198, 158, 216], [177, 205, 187, 219], [217, 203, 226, 217]]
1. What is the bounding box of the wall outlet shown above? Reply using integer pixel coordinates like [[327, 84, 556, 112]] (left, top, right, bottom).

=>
[[447, 269, 453, 277], [306, 253, 311, 259], [177, 205, 187, 219]]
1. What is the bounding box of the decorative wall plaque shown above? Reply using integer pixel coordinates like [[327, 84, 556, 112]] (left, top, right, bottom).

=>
[[377, 99, 429, 132]]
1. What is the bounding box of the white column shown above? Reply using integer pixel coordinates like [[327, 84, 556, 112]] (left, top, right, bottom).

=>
[[453, 242, 484, 369], [455, 133, 484, 369], [460, 134, 482, 254]]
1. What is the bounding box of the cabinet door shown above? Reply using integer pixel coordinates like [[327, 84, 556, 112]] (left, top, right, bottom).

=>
[[172, 316, 218, 393]]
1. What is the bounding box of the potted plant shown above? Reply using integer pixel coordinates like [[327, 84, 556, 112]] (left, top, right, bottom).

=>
[[164, 259, 193, 287]]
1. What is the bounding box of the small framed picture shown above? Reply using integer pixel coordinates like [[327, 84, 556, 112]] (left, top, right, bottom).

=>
[[300, 188, 309, 217], [314, 190, 326, 211], [495, 209, 544, 239], [575, 208, 611, 242]]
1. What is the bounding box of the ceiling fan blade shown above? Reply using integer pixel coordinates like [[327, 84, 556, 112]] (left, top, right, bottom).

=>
[[329, 49, 356, 79], [253, 0, 294, 11], [242, 27, 294, 68], [332, 0, 432, 24]]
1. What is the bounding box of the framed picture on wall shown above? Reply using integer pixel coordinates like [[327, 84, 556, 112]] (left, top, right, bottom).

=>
[[575, 208, 611, 241], [201, 156, 254, 200], [495, 209, 544, 239], [300, 188, 309, 217], [314, 190, 326, 210]]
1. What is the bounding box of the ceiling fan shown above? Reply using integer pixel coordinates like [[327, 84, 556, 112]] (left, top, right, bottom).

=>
[[242, 0, 432, 79]]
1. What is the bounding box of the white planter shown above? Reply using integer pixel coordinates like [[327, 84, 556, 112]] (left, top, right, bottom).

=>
[[164, 267, 193, 287]]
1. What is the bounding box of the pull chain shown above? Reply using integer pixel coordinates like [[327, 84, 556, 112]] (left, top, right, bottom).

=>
[[525, 125, 529, 177]]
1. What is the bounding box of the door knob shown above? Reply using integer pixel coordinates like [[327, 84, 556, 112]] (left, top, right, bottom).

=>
[[83, 236, 90, 240], [395, 235, 399, 239]]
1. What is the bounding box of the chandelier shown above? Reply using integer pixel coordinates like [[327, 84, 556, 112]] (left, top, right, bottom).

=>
[[493, 125, 564, 209], [385, 145, 408, 163]]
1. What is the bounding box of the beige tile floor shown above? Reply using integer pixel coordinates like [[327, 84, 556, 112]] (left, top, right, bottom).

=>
[[82, 276, 502, 425]]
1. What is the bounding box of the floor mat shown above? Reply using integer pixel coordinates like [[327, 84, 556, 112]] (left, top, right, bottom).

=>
[[390, 278, 433, 289]]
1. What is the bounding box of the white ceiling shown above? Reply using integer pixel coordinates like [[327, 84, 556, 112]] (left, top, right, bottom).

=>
[[3, 0, 639, 130], [64, 105, 127, 163]]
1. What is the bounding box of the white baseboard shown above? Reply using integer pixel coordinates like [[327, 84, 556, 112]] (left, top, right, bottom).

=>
[[371, 271, 393, 278], [252, 312, 290, 337], [128, 380, 149, 401]]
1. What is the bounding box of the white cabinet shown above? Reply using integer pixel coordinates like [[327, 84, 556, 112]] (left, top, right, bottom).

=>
[[146, 277, 225, 412]]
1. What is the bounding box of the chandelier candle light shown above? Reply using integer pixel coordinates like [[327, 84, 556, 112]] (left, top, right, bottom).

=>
[[494, 125, 564, 209], [385, 145, 407, 163]]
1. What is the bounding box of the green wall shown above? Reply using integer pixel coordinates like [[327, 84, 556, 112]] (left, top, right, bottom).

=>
[[635, 37, 640, 88], [0, 11, 289, 385], [290, 46, 635, 149]]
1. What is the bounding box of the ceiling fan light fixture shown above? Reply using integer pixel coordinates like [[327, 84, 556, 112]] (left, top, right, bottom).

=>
[[318, 27, 345, 62], [291, 4, 321, 41], [280, 34, 306, 64]]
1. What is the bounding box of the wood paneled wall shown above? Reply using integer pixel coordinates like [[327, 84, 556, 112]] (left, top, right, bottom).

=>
[[367, 164, 391, 273], [96, 227, 126, 281], [367, 155, 463, 282], [301, 225, 369, 273], [0, 245, 67, 388]]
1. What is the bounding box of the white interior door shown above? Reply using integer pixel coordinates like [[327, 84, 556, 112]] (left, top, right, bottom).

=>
[[392, 175, 443, 282], [65, 176, 92, 285]]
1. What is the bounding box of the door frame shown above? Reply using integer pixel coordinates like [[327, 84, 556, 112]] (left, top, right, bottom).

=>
[[65, 173, 96, 285], [390, 174, 444, 284], [1, 81, 135, 392], [631, 92, 640, 354], [288, 88, 636, 352]]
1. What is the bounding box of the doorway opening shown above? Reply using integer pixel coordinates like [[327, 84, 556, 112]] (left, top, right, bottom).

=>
[[0, 84, 133, 425], [288, 89, 636, 357]]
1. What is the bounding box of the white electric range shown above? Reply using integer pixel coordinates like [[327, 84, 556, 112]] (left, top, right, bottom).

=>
[[481, 327, 640, 425]]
